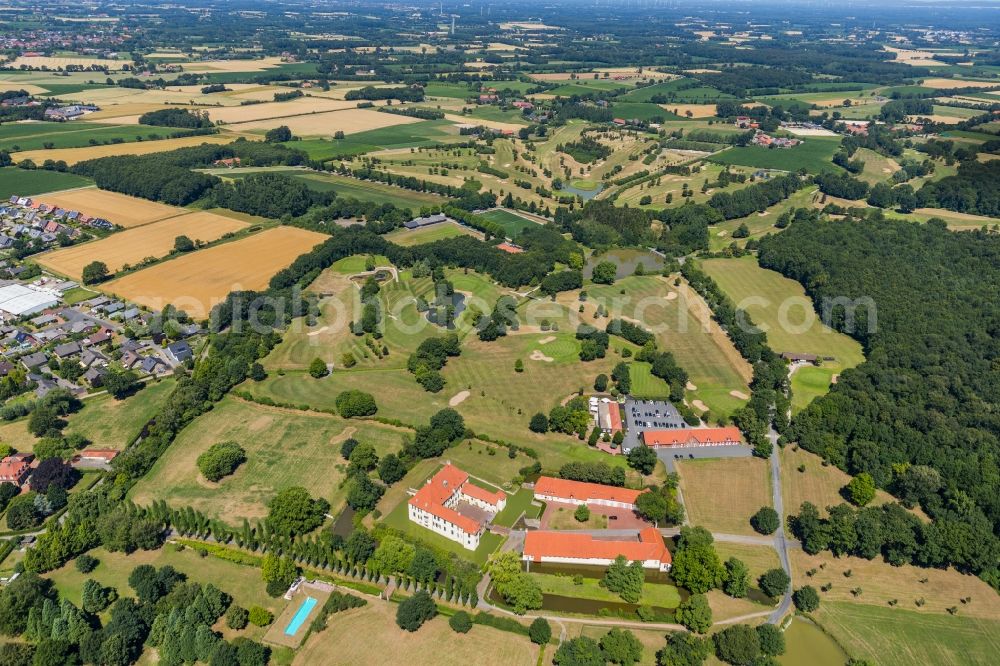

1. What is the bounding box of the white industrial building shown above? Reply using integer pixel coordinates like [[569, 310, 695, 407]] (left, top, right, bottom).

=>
[[0, 284, 59, 318]]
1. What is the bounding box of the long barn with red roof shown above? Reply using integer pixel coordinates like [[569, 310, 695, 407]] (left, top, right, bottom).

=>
[[523, 527, 672, 571]]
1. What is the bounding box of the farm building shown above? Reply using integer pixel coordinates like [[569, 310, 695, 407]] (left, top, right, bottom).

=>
[[404, 213, 447, 229], [407, 463, 506, 550], [0, 453, 34, 488], [523, 527, 672, 571], [0, 284, 59, 317], [533, 476, 644, 510], [590, 397, 622, 434], [640, 426, 743, 448]]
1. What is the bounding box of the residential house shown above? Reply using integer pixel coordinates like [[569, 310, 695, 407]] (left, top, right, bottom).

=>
[[165, 340, 193, 364], [20, 351, 47, 371], [52, 340, 81, 359]]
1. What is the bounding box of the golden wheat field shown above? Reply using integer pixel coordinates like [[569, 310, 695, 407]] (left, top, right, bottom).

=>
[[100, 227, 328, 318], [37, 211, 249, 279], [11, 134, 237, 166], [10, 56, 133, 70], [235, 108, 419, 135], [180, 57, 285, 73], [205, 97, 364, 124], [31, 188, 182, 228]]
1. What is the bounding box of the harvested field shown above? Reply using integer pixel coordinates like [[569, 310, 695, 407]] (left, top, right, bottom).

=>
[[443, 113, 524, 132], [10, 56, 133, 70], [102, 227, 328, 317], [31, 188, 180, 228], [236, 108, 420, 136], [181, 57, 285, 73], [676, 457, 771, 535], [659, 103, 718, 118], [918, 77, 1000, 89], [11, 134, 237, 166], [37, 211, 249, 279], [206, 97, 362, 124]]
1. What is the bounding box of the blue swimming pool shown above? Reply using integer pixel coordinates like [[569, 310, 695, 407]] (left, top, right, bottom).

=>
[[284, 596, 318, 636]]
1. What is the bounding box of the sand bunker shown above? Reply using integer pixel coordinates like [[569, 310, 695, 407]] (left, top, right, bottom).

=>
[[692, 400, 709, 411], [449, 390, 470, 407], [530, 350, 554, 362], [686, 381, 697, 391], [666, 291, 678, 301], [729, 390, 750, 400], [306, 326, 329, 337], [538, 335, 556, 344], [831, 375, 839, 384]]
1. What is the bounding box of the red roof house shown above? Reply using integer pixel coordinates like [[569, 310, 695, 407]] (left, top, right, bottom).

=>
[[641, 426, 743, 448], [533, 476, 644, 508], [523, 527, 672, 571]]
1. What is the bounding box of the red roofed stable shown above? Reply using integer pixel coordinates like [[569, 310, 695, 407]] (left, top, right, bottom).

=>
[[408, 463, 506, 550], [641, 426, 743, 448], [534, 476, 644, 509], [523, 527, 672, 571]]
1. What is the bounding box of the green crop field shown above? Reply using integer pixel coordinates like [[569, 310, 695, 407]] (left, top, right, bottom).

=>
[[700, 256, 865, 412], [710, 136, 842, 173], [287, 120, 462, 159], [0, 122, 196, 152], [815, 601, 1000, 666], [0, 167, 92, 199], [423, 82, 476, 98], [290, 172, 447, 210], [548, 82, 630, 97], [130, 396, 407, 523], [610, 102, 682, 122], [479, 208, 540, 238], [621, 78, 734, 102]]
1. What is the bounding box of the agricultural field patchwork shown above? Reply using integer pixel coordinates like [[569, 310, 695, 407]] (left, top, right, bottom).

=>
[[101, 226, 328, 318], [37, 210, 249, 278]]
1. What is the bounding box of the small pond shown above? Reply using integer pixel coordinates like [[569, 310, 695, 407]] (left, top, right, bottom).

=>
[[778, 617, 849, 666], [583, 248, 667, 280], [331, 507, 356, 538], [560, 182, 605, 201]]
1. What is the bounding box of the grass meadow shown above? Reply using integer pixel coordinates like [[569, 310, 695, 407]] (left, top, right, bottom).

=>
[[710, 136, 842, 173], [130, 396, 408, 523], [675, 457, 772, 535], [0, 167, 92, 199], [479, 208, 541, 238], [700, 256, 864, 412]]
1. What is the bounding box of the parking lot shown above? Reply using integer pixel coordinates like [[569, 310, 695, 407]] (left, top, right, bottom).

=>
[[655, 444, 754, 473]]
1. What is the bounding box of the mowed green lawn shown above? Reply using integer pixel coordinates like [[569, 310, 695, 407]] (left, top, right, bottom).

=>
[[815, 601, 1000, 666], [224, 170, 446, 211], [700, 256, 865, 412], [129, 396, 407, 523], [0, 121, 193, 152], [286, 119, 462, 159], [0, 167, 92, 199], [529, 572, 681, 609], [710, 136, 842, 173], [384, 221, 476, 246], [629, 362, 671, 399], [479, 208, 540, 239], [621, 78, 733, 102]]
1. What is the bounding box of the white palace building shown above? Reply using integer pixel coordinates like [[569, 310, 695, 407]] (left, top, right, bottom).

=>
[[407, 463, 506, 550]]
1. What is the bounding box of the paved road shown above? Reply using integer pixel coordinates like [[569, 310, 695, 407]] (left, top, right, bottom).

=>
[[767, 425, 794, 624]]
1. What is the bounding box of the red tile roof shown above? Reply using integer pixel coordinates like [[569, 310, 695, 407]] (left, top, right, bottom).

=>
[[496, 242, 523, 254], [462, 482, 506, 506], [641, 427, 743, 447], [608, 401, 622, 432], [79, 448, 119, 461], [408, 464, 482, 535], [524, 527, 671, 565], [534, 476, 644, 505]]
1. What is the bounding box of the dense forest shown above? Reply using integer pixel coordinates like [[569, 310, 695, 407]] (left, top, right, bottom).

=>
[[758, 218, 1000, 587], [916, 160, 1000, 217]]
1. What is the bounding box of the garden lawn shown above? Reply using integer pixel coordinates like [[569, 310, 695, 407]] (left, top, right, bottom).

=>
[[129, 396, 406, 523], [529, 572, 682, 608], [700, 256, 864, 413], [709, 136, 842, 173], [492, 487, 540, 528], [479, 208, 540, 239], [0, 167, 92, 199]]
